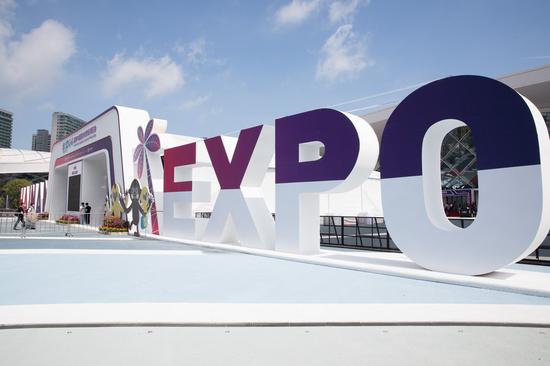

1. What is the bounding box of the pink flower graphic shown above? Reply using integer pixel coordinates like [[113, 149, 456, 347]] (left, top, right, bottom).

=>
[[133, 119, 161, 234], [134, 120, 161, 178]]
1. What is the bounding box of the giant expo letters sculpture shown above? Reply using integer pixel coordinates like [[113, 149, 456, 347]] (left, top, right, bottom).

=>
[[162, 75, 550, 275]]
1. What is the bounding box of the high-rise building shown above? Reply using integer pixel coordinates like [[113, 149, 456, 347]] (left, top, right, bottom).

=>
[[32, 129, 51, 152], [0, 108, 13, 148], [51, 112, 86, 149]]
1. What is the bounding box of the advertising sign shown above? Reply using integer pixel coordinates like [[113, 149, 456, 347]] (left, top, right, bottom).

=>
[[162, 75, 550, 275], [68, 161, 82, 177]]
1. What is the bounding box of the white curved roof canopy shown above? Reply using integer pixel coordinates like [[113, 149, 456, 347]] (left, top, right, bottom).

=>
[[360, 63, 550, 142], [0, 148, 50, 174]]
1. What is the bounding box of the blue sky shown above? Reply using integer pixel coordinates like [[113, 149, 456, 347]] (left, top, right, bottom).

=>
[[1, 0, 550, 149]]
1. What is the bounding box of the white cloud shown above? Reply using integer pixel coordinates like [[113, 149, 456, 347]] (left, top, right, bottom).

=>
[[316, 24, 371, 82], [174, 38, 210, 65], [173, 41, 185, 55], [329, 0, 366, 24], [0, 0, 15, 39], [174, 38, 226, 68], [275, 0, 320, 26], [181, 95, 209, 110], [522, 55, 550, 60], [102, 53, 184, 98], [186, 38, 206, 64], [0, 0, 15, 13], [0, 19, 75, 97], [38, 101, 55, 111]]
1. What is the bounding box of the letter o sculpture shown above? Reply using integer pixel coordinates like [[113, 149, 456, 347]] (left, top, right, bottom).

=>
[[380, 75, 550, 275]]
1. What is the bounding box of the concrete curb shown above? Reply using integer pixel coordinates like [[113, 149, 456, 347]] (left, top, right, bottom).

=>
[[1, 303, 550, 328]]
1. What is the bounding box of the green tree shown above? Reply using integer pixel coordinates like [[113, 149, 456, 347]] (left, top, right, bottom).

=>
[[2, 179, 31, 209]]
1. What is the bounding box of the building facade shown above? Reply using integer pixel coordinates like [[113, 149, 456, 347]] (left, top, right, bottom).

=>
[[32, 129, 51, 152], [51, 112, 86, 149], [0, 109, 13, 148]]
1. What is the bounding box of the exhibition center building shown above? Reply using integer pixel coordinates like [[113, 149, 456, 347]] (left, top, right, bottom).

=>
[[26, 64, 549, 260]]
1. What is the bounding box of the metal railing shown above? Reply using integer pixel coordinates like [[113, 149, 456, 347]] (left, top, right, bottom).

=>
[[0, 209, 17, 217], [2, 210, 548, 266], [523, 238, 550, 265], [447, 216, 475, 228], [320, 215, 550, 266], [0, 212, 126, 237], [320, 216, 397, 251]]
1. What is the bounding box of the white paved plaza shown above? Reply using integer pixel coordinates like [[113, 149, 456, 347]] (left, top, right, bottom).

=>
[[1, 234, 550, 365]]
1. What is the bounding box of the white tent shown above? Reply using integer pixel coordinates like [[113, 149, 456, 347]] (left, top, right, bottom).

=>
[[0, 148, 50, 175]]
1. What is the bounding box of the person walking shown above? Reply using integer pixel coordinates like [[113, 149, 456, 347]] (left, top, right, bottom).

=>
[[26, 203, 36, 229], [79, 202, 85, 224], [85, 203, 91, 225], [13, 205, 25, 230]]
